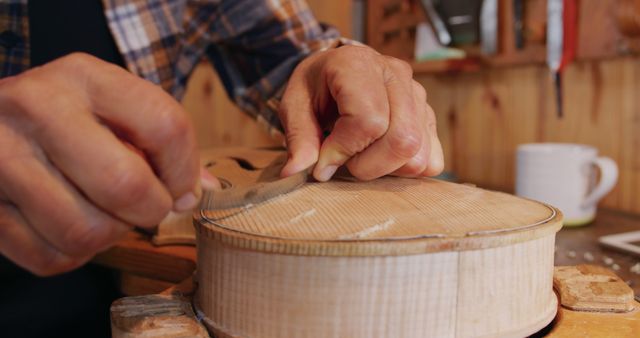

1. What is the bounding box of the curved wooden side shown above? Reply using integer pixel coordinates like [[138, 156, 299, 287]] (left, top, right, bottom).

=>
[[195, 234, 557, 338]]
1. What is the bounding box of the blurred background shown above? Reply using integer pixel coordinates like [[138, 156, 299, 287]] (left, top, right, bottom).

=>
[[182, 0, 640, 215]]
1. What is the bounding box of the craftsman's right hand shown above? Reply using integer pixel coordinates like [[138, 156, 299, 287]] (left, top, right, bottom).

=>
[[0, 53, 201, 276]]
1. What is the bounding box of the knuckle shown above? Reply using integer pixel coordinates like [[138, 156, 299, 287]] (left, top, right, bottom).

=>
[[427, 117, 438, 132], [56, 52, 96, 70], [425, 156, 445, 177], [104, 161, 155, 209], [359, 115, 389, 139], [412, 81, 428, 102], [0, 75, 40, 113], [386, 57, 413, 76], [154, 106, 191, 146], [328, 46, 379, 72], [388, 130, 422, 159], [404, 158, 429, 176], [338, 45, 377, 59]]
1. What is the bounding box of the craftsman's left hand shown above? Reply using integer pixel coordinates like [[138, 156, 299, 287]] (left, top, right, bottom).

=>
[[279, 45, 444, 181]]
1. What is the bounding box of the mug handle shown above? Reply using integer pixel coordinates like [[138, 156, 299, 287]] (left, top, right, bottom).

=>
[[582, 157, 618, 208]]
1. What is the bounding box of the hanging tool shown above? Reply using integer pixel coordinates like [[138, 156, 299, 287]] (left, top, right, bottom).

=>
[[513, 0, 525, 49], [480, 0, 498, 55], [547, 0, 578, 118], [419, 0, 452, 46]]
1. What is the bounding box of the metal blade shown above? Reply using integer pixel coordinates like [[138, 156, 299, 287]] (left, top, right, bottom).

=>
[[480, 0, 498, 55], [199, 167, 310, 212], [419, 0, 452, 46], [547, 0, 564, 72]]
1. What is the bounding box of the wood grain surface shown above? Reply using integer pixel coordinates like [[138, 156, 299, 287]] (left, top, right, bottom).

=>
[[195, 235, 557, 338], [196, 148, 562, 256]]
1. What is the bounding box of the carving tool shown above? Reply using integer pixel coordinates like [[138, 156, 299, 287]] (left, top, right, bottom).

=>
[[199, 166, 311, 221], [513, 0, 524, 49], [480, 0, 498, 55], [419, 0, 452, 46], [547, 0, 578, 118]]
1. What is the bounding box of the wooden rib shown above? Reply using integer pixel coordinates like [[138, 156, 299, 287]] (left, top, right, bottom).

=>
[[195, 234, 558, 338]]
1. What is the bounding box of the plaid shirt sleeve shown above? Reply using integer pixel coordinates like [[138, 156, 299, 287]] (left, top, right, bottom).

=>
[[203, 0, 348, 131], [0, 0, 353, 132]]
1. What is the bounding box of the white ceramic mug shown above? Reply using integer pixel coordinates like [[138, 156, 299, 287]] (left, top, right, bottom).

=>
[[515, 143, 618, 226]]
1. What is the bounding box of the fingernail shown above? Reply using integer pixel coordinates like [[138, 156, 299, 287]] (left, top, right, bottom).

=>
[[201, 168, 221, 190], [314, 165, 338, 182], [174, 192, 198, 211], [281, 161, 304, 178]]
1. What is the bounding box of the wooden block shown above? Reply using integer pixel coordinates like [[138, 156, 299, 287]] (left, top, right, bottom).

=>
[[554, 264, 636, 313], [110, 293, 208, 338]]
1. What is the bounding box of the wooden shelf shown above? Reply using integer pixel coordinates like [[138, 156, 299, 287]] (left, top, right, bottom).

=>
[[411, 45, 546, 75], [370, 0, 640, 75], [411, 58, 482, 74]]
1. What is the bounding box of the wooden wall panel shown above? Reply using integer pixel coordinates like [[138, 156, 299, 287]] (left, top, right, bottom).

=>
[[418, 58, 640, 214], [181, 2, 640, 215], [181, 63, 283, 149], [181, 0, 353, 150]]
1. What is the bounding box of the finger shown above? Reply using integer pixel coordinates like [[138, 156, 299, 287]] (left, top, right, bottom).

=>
[[34, 108, 174, 227], [0, 202, 89, 276], [392, 81, 431, 177], [156, 167, 222, 241], [314, 49, 391, 181], [279, 72, 323, 177], [0, 153, 131, 257], [345, 58, 421, 180], [421, 103, 445, 177], [55, 54, 200, 210]]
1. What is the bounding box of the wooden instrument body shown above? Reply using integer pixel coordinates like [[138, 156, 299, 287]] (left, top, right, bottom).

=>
[[194, 148, 563, 338]]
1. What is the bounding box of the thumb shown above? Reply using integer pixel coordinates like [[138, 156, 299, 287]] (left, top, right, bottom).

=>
[[278, 85, 322, 178]]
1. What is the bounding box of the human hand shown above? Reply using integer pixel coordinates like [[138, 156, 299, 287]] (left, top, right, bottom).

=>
[[279, 45, 444, 181], [0, 53, 200, 275]]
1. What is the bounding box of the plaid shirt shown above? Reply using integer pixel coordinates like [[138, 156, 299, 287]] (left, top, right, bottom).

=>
[[0, 0, 347, 129]]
